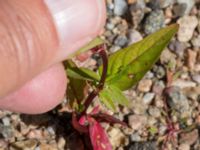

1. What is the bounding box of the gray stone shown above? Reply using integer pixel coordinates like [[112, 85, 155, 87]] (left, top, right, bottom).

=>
[[149, 0, 175, 9], [152, 81, 165, 95], [144, 10, 165, 34], [158, 125, 167, 135], [173, 3, 188, 17], [106, 22, 115, 30], [110, 45, 121, 53], [114, 0, 128, 16], [166, 86, 191, 118], [129, 0, 146, 28], [143, 93, 155, 104], [128, 29, 143, 45], [177, 0, 195, 15], [114, 35, 128, 47], [145, 71, 154, 79], [160, 48, 177, 64], [0, 124, 14, 139], [154, 66, 166, 79], [169, 40, 187, 57], [126, 141, 157, 150], [47, 126, 55, 136], [148, 107, 161, 118], [132, 99, 148, 115], [2, 117, 10, 126], [130, 132, 141, 142]]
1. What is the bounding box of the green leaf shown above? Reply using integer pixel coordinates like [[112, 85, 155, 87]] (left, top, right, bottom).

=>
[[67, 78, 87, 108], [99, 85, 129, 110], [99, 90, 116, 111], [105, 85, 129, 106], [65, 60, 100, 81], [149, 126, 158, 135], [68, 37, 104, 58], [65, 60, 89, 107], [104, 24, 179, 90], [67, 67, 100, 81]]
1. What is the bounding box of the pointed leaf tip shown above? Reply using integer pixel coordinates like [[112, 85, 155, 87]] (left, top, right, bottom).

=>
[[104, 24, 179, 90]]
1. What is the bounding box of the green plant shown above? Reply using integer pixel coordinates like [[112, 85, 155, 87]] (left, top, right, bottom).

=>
[[65, 24, 179, 150]]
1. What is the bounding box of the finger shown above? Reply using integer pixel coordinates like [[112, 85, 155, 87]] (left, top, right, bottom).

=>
[[0, 63, 67, 114], [0, 0, 106, 97]]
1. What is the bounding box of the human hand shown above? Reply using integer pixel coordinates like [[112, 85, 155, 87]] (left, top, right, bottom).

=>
[[0, 0, 106, 114]]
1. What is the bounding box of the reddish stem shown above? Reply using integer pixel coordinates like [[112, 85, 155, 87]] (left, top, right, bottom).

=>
[[81, 44, 108, 115]]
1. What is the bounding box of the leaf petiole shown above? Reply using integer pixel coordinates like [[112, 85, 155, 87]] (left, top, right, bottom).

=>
[[81, 44, 108, 116]]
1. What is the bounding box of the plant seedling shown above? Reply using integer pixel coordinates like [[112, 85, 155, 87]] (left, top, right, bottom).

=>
[[65, 24, 179, 150]]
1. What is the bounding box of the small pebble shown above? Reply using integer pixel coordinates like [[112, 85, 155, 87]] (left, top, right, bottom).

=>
[[148, 107, 161, 118], [152, 81, 165, 95], [10, 140, 38, 150], [143, 93, 155, 104], [144, 10, 165, 34], [180, 129, 199, 145], [39, 143, 57, 150], [191, 74, 200, 84], [126, 141, 156, 150], [114, 0, 128, 16], [128, 115, 147, 130], [138, 79, 153, 92], [0, 124, 14, 139], [177, 16, 198, 42], [179, 144, 190, 150], [158, 125, 167, 135], [130, 132, 141, 142], [129, 0, 146, 27], [114, 35, 128, 47], [108, 128, 127, 148], [172, 79, 196, 89], [187, 49, 197, 70], [57, 137, 66, 150], [2, 117, 10, 126], [177, 0, 195, 15], [128, 29, 143, 45], [191, 35, 200, 48], [166, 86, 191, 118], [149, 0, 175, 9]]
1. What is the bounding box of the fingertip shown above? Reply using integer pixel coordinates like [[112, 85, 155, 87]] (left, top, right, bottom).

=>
[[0, 64, 67, 114], [45, 0, 106, 61]]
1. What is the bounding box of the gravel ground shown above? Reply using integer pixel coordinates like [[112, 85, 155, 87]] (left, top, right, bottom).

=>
[[0, 0, 200, 150]]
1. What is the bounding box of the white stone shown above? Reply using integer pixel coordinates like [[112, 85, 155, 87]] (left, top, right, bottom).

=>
[[177, 16, 198, 42]]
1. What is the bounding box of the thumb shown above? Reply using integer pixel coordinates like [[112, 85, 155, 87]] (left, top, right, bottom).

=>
[[0, 0, 106, 98]]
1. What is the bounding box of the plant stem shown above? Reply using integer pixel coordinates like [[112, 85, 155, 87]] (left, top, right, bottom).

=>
[[81, 44, 108, 115]]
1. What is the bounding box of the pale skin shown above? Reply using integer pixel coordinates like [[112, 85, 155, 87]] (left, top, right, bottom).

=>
[[0, 0, 106, 114]]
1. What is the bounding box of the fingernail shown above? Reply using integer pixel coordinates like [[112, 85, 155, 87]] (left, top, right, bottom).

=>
[[44, 0, 106, 58]]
